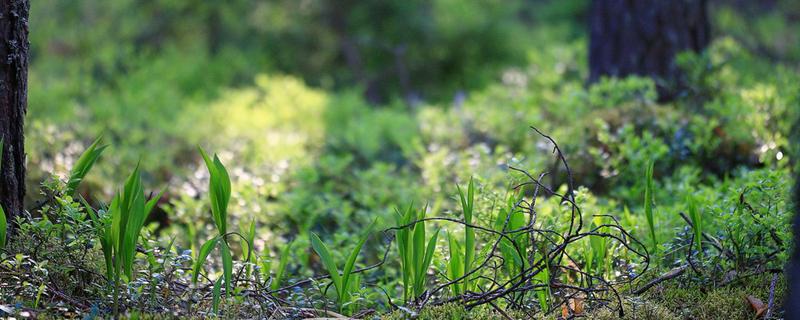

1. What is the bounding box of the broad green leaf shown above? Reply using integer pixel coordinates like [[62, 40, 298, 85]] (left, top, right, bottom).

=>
[[644, 160, 658, 254], [421, 228, 439, 283], [66, 136, 107, 196], [688, 196, 703, 256], [0, 204, 6, 250], [193, 237, 220, 284], [101, 223, 114, 279], [200, 148, 232, 236], [310, 232, 342, 292], [412, 209, 426, 292], [458, 178, 476, 292], [394, 206, 412, 301], [121, 166, 147, 279], [341, 220, 375, 300], [447, 232, 463, 296], [221, 241, 233, 295]]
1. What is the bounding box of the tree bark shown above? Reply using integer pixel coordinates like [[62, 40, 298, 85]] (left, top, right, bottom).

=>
[[588, 0, 709, 101], [0, 0, 29, 223], [787, 119, 800, 318]]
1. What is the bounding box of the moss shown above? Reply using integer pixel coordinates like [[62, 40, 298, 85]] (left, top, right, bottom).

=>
[[382, 303, 535, 320], [643, 273, 786, 320], [383, 274, 785, 320], [589, 298, 679, 320]]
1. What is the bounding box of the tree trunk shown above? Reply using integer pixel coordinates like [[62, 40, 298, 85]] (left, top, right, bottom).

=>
[[788, 120, 800, 317], [0, 0, 29, 223], [588, 0, 709, 101]]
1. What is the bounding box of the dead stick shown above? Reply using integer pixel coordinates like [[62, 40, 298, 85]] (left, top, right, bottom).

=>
[[488, 301, 513, 320], [765, 272, 778, 319], [633, 265, 688, 295]]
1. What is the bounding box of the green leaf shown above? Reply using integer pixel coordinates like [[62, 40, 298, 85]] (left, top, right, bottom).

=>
[[100, 223, 114, 280], [422, 228, 439, 282], [193, 237, 220, 284], [212, 277, 223, 314], [66, 136, 107, 196], [447, 231, 463, 296], [688, 196, 703, 256], [120, 165, 147, 279], [200, 147, 231, 236], [644, 160, 658, 254], [394, 205, 413, 302], [458, 178, 476, 292], [271, 240, 294, 290], [220, 240, 233, 296], [0, 204, 6, 250], [412, 209, 427, 294], [341, 220, 375, 301], [310, 232, 342, 293]]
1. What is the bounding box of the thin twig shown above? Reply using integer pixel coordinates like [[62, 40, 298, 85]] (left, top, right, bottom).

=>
[[633, 265, 688, 295]]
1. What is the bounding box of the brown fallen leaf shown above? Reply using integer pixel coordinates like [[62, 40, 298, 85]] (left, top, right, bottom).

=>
[[746, 295, 767, 318], [571, 295, 585, 315], [561, 294, 586, 318]]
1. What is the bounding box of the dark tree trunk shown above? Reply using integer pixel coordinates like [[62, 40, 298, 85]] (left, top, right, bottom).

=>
[[788, 120, 800, 317], [0, 0, 29, 224], [588, 0, 710, 101]]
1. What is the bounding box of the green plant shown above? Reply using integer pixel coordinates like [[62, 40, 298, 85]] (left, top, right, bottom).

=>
[[395, 204, 439, 302], [98, 164, 163, 315], [212, 277, 223, 315], [532, 242, 551, 312], [192, 147, 233, 300], [460, 179, 476, 291], [65, 137, 107, 196], [492, 191, 527, 278], [310, 220, 375, 314], [585, 217, 611, 279], [644, 160, 658, 255], [446, 231, 463, 297], [687, 195, 703, 258], [240, 219, 256, 280], [270, 240, 294, 291]]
